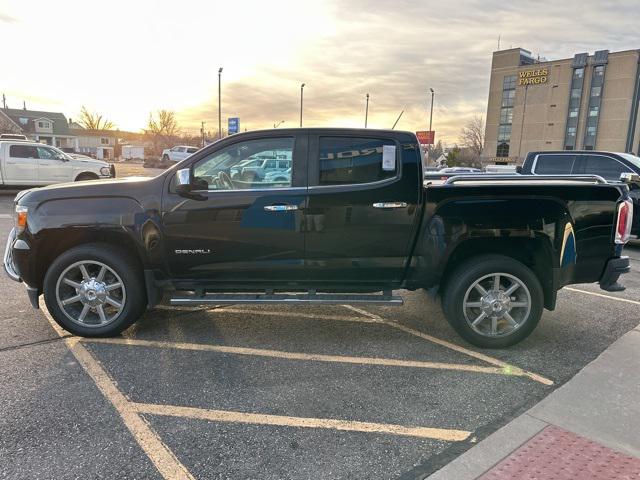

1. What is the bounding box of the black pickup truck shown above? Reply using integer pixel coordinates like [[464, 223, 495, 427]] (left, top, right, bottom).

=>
[[3, 129, 634, 348]]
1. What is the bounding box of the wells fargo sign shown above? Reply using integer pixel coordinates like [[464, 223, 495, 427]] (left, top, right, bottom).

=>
[[518, 68, 548, 86]]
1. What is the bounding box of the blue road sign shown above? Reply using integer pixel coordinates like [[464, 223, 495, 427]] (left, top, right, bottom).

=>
[[228, 117, 240, 134]]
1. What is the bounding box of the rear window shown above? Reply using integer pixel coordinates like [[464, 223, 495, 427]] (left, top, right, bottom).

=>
[[318, 137, 396, 186], [534, 154, 576, 174], [9, 145, 38, 158]]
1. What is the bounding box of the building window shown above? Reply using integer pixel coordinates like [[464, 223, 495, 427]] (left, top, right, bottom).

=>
[[37, 121, 50, 128], [500, 107, 513, 124], [573, 68, 584, 79], [565, 67, 585, 150], [569, 108, 579, 118], [583, 64, 606, 150], [501, 89, 515, 107], [503, 75, 517, 90], [101, 137, 109, 145], [594, 65, 605, 78], [19, 117, 28, 125]]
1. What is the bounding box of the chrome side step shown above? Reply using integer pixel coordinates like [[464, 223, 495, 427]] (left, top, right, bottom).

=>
[[169, 290, 403, 306]]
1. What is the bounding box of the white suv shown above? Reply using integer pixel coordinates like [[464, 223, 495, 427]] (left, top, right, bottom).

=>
[[0, 141, 113, 185], [161, 146, 199, 163]]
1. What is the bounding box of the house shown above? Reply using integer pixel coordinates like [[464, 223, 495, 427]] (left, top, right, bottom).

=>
[[69, 126, 117, 160], [0, 107, 77, 150]]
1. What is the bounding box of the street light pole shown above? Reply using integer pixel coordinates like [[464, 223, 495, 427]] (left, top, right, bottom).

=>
[[274, 120, 285, 128], [218, 67, 223, 139], [365, 93, 369, 128], [300, 83, 305, 127]]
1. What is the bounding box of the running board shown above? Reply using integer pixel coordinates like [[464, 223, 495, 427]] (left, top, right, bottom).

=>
[[169, 290, 403, 306]]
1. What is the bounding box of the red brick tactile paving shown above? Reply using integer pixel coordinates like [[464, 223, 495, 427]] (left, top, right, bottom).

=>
[[478, 425, 640, 480]]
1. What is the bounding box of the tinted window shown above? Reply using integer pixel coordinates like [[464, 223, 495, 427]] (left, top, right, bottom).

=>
[[583, 155, 632, 181], [265, 160, 277, 169], [534, 154, 576, 174], [9, 145, 38, 158], [318, 137, 396, 186], [36, 146, 60, 159], [186, 147, 198, 153], [192, 137, 294, 190]]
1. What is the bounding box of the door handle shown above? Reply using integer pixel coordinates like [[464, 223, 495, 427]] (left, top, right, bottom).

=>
[[264, 204, 299, 212], [373, 202, 408, 209]]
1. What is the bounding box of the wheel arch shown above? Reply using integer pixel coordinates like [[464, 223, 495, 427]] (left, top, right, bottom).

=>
[[440, 237, 558, 310]]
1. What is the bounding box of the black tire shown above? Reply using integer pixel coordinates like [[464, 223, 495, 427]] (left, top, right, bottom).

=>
[[43, 243, 147, 337], [162, 155, 169, 163], [75, 172, 99, 181], [441, 255, 543, 348]]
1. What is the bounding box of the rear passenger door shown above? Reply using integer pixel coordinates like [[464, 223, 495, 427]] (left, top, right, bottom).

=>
[[4, 144, 40, 184], [304, 133, 422, 286]]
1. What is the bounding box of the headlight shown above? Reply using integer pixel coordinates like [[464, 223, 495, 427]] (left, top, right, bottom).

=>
[[100, 166, 111, 176], [15, 205, 28, 233]]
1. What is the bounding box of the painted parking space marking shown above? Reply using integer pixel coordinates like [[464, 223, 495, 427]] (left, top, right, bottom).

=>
[[84, 337, 514, 376], [565, 287, 640, 306], [133, 402, 471, 441], [41, 304, 196, 480], [342, 305, 554, 386]]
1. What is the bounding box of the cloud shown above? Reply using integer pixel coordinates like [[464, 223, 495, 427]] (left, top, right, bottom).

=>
[[0, 13, 17, 23]]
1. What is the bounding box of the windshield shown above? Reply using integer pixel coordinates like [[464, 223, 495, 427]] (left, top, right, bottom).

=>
[[617, 153, 640, 170]]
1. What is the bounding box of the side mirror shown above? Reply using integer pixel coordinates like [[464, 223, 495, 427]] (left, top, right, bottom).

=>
[[620, 172, 640, 184], [515, 166, 523, 174], [175, 168, 207, 201], [175, 168, 192, 194]]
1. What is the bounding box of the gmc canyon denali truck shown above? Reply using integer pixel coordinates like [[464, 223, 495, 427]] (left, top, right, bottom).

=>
[[4, 129, 633, 348]]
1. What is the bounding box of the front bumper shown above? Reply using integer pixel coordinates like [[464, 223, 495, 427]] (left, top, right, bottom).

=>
[[4, 228, 39, 308], [4, 227, 20, 281], [599, 256, 630, 292]]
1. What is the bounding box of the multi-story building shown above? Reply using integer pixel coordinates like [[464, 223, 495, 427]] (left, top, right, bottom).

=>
[[483, 48, 640, 164], [0, 107, 77, 149]]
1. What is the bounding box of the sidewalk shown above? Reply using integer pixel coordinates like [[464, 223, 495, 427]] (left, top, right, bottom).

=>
[[428, 324, 640, 480]]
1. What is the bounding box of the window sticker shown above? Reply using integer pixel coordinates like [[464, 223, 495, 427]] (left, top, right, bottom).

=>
[[382, 145, 396, 171]]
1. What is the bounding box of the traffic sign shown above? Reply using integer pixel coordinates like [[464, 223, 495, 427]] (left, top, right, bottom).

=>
[[228, 117, 240, 134]]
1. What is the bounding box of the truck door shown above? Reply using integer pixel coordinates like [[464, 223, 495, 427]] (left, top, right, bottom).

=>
[[161, 133, 308, 285], [36, 145, 71, 183], [4, 144, 40, 185], [304, 132, 422, 286]]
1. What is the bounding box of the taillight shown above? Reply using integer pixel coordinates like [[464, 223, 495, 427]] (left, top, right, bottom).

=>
[[615, 200, 633, 244], [15, 205, 28, 233]]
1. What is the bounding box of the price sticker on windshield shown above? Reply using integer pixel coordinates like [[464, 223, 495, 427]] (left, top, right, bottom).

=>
[[382, 145, 396, 171]]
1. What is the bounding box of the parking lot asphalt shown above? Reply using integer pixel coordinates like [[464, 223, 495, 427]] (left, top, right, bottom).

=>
[[0, 192, 639, 479]]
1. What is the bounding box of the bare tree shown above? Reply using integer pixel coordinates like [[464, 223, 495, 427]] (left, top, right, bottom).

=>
[[78, 106, 115, 130], [145, 110, 181, 154], [459, 115, 485, 158]]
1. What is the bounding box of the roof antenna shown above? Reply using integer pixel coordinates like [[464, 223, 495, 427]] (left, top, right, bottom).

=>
[[391, 110, 404, 129]]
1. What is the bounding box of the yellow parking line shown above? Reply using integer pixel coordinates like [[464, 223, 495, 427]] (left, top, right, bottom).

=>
[[41, 304, 195, 480], [342, 305, 554, 386], [133, 402, 471, 441], [564, 287, 640, 306], [84, 337, 515, 376]]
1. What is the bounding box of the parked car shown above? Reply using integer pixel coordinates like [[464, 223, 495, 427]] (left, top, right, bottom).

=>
[[521, 151, 640, 237], [161, 146, 199, 163], [263, 167, 291, 183], [0, 140, 114, 186], [229, 157, 291, 181], [4, 128, 632, 348]]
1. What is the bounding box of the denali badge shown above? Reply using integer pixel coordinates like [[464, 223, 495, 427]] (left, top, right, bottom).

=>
[[174, 249, 212, 255]]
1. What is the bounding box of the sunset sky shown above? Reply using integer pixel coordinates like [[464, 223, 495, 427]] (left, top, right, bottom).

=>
[[1, 0, 639, 144]]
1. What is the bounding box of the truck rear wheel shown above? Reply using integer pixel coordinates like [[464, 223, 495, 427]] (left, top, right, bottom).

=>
[[441, 255, 543, 348], [43, 244, 147, 337]]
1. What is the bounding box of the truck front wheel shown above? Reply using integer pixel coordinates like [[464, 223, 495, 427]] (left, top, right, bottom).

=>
[[43, 244, 147, 337], [442, 255, 543, 348]]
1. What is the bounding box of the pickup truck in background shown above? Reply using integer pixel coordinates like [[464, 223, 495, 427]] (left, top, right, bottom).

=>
[[4, 129, 633, 348], [521, 150, 640, 237], [161, 145, 199, 163], [0, 140, 114, 185]]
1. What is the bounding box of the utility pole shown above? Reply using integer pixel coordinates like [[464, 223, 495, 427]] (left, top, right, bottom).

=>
[[1, 94, 5, 109], [200, 121, 206, 148], [365, 93, 369, 128], [300, 83, 305, 127], [429, 88, 435, 133], [218, 67, 223, 139]]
